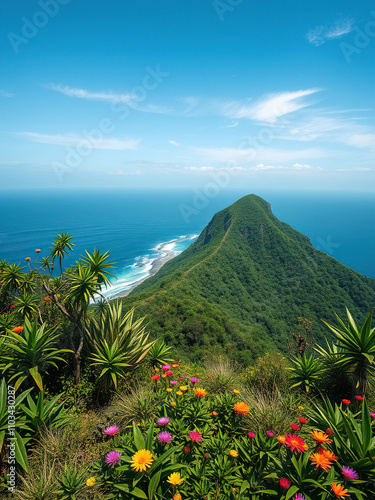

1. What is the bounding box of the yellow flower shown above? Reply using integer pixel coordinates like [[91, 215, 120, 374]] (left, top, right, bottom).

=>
[[86, 477, 96, 487], [233, 389, 240, 394], [171, 401, 176, 406], [167, 388, 173, 392], [172, 363, 179, 368], [229, 449, 238, 457], [176, 391, 183, 396], [173, 493, 182, 500], [167, 472, 184, 486], [210, 411, 218, 416], [162, 373, 167, 378], [277, 435, 286, 445], [298, 406, 304, 411], [180, 386, 188, 391], [130, 449, 153, 472]]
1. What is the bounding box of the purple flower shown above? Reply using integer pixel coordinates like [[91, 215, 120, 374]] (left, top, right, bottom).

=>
[[158, 431, 172, 443], [106, 450, 121, 466], [104, 425, 119, 436], [190, 377, 199, 384], [342, 466, 359, 480], [170, 380, 177, 385], [157, 417, 170, 426], [294, 495, 305, 500], [266, 431, 274, 437]]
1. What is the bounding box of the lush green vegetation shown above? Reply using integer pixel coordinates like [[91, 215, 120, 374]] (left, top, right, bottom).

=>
[[121, 195, 375, 363], [0, 196, 375, 499]]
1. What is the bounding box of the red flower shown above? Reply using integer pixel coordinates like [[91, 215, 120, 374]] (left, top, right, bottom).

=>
[[291, 424, 300, 431], [44, 297, 51, 302], [285, 434, 307, 453], [166, 371, 173, 377], [342, 399, 351, 405], [298, 417, 308, 424], [325, 428, 333, 435], [355, 395, 364, 401], [10, 305, 15, 309], [178, 378, 183, 381], [280, 478, 291, 489], [152, 375, 160, 381], [204, 453, 209, 459], [12, 326, 24, 333], [184, 446, 190, 453]]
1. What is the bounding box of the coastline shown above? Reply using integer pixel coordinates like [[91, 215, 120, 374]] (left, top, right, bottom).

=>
[[112, 250, 176, 298]]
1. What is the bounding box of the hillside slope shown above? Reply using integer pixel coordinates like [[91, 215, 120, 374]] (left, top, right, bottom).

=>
[[121, 195, 375, 362]]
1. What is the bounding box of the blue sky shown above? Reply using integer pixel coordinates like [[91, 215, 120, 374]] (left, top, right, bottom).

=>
[[1, 0, 375, 191]]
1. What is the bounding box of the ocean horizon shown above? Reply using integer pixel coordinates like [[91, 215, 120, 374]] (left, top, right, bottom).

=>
[[1, 189, 374, 298]]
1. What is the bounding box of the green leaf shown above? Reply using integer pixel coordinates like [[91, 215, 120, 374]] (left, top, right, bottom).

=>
[[148, 469, 161, 500], [286, 486, 300, 500], [133, 421, 145, 450], [29, 366, 43, 391], [14, 431, 29, 472]]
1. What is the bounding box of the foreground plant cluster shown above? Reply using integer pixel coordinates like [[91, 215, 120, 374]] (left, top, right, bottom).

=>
[[1, 234, 375, 499]]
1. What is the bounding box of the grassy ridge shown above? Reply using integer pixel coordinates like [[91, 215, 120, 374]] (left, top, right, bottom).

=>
[[121, 195, 375, 363]]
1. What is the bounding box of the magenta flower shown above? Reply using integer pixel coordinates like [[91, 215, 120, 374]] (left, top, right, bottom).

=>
[[248, 432, 256, 439], [157, 417, 170, 426], [104, 425, 119, 436], [158, 431, 172, 443], [266, 431, 274, 437], [370, 412, 375, 419], [342, 466, 359, 480], [170, 380, 177, 385], [106, 450, 121, 466], [294, 495, 305, 500], [183, 373, 188, 377], [189, 431, 202, 442], [162, 365, 171, 370], [190, 377, 199, 384]]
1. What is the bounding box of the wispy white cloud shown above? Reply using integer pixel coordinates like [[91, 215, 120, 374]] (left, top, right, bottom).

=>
[[46, 84, 134, 104], [346, 134, 375, 149], [250, 163, 313, 171], [221, 121, 239, 128], [195, 146, 328, 163], [19, 132, 141, 150], [0, 90, 14, 98], [306, 18, 355, 46], [168, 140, 180, 146], [108, 170, 143, 176]]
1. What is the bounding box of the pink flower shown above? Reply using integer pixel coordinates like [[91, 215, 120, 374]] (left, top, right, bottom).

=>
[[370, 412, 375, 419], [190, 377, 199, 384], [342, 466, 359, 480], [294, 495, 305, 500], [189, 431, 202, 442], [183, 373, 188, 377], [280, 477, 291, 489], [248, 432, 256, 439], [158, 431, 172, 443], [104, 425, 119, 436], [267, 431, 274, 437], [162, 365, 171, 370], [157, 417, 170, 425], [106, 451, 121, 466], [170, 380, 177, 385], [166, 371, 173, 377]]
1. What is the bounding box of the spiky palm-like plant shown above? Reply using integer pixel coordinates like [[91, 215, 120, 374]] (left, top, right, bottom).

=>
[[288, 353, 323, 393]]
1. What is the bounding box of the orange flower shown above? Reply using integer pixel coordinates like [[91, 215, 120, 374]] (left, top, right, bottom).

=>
[[194, 388, 207, 397], [310, 452, 332, 471], [44, 297, 51, 302], [234, 402, 249, 415], [331, 483, 350, 498], [311, 430, 332, 444], [210, 411, 218, 416], [277, 435, 286, 445], [12, 326, 24, 333], [172, 364, 179, 368], [321, 449, 338, 461], [35, 249, 41, 253], [25, 257, 31, 262]]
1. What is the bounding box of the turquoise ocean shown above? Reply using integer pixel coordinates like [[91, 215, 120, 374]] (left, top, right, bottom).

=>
[[0, 190, 374, 299]]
